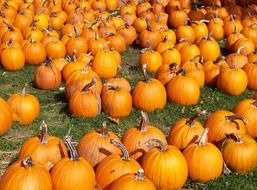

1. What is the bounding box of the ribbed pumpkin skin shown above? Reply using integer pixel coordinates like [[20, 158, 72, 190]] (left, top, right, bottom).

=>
[[106, 77, 131, 92], [243, 62, 257, 90], [233, 99, 257, 137], [166, 75, 200, 106], [96, 154, 141, 190], [19, 135, 68, 170], [141, 145, 188, 190], [0, 159, 52, 190], [1, 46, 25, 70], [109, 171, 156, 190], [204, 110, 247, 144], [222, 134, 257, 173], [77, 129, 122, 167], [7, 92, 40, 125], [132, 79, 166, 112], [51, 157, 95, 190], [168, 118, 205, 150], [0, 97, 13, 136], [183, 142, 223, 182]]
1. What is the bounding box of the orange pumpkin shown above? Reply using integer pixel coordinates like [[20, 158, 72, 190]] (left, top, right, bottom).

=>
[[243, 61, 257, 90], [45, 39, 66, 59], [155, 63, 180, 85], [225, 46, 248, 68], [140, 46, 162, 72], [0, 97, 13, 136]]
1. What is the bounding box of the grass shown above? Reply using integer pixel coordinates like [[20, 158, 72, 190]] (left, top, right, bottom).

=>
[[0, 46, 257, 190]]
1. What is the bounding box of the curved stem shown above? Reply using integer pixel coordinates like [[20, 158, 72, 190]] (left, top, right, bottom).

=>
[[237, 46, 245, 54], [74, 26, 80, 38], [100, 121, 109, 137], [81, 78, 96, 92], [138, 111, 149, 132], [40, 121, 48, 144], [191, 55, 203, 63], [142, 64, 150, 83], [146, 19, 152, 32], [135, 169, 145, 180], [21, 156, 33, 168], [207, 31, 214, 40], [186, 110, 207, 127], [225, 115, 248, 125], [103, 83, 120, 91], [226, 133, 243, 144], [64, 136, 79, 161], [251, 101, 257, 108], [145, 138, 167, 152], [111, 139, 130, 161], [198, 128, 209, 146]]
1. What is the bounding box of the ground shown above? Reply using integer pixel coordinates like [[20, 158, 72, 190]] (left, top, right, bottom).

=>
[[0, 46, 257, 190]]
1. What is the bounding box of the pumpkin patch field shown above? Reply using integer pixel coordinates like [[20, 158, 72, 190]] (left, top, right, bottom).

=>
[[1, 0, 257, 189]]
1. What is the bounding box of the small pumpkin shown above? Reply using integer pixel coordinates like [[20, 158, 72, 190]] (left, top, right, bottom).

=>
[[225, 46, 248, 68], [176, 25, 195, 43], [183, 128, 223, 182], [243, 61, 257, 90], [45, 39, 66, 59], [161, 47, 181, 66], [155, 63, 180, 85], [122, 111, 167, 162], [0, 97, 13, 136]]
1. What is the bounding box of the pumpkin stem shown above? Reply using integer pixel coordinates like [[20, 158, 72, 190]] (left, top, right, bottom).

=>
[[207, 30, 214, 40], [138, 111, 149, 132], [237, 46, 245, 54], [146, 19, 152, 32], [0, 10, 5, 17], [40, 121, 48, 144], [142, 64, 151, 83], [21, 83, 28, 96], [135, 169, 145, 180], [198, 128, 209, 146], [74, 26, 80, 38], [21, 156, 34, 168], [81, 78, 96, 92], [100, 121, 109, 137], [186, 110, 207, 127], [110, 139, 130, 161], [191, 55, 203, 63], [226, 133, 243, 144], [3, 21, 14, 31], [103, 83, 120, 91], [145, 138, 167, 152], [225, 115, 248, 125], [64, 136, 79, 161], [251, 101, 257, 108]]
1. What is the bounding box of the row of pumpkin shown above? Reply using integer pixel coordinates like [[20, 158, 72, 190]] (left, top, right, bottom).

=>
[[1, 98, 257, 189]]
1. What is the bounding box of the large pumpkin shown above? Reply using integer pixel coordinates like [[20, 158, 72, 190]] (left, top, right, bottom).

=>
[[122, 111, 167, 162], [0, 97, 13, 136], [233, 99, 257, 137], [77, 122, 122, 167], [168, 110, 206, 150], [51, 137, 95, 190], [221, 133, 257, 173], [19, 121, 68, 170], [183, 128, 223, 182], [132, 64, 167, 112], [0, 156, 52, 190], [204, 110, 247, 144], [141, 138, 188, 190], [96, 139, 141, 190], [7, 85, 40, 125]]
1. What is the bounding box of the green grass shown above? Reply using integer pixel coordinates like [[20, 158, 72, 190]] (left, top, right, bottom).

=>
[[0, 46, 257, 190]]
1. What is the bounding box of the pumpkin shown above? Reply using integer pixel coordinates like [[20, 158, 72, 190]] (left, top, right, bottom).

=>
[[139, 19, 162, 50], [0, 97, 13, 136], [92, 49, 118, 79], [155, 63, 180, 85], [161, 47, 181, 66], [117, 24, 137, 46], [0, 156, 52, 190], [102, 83, 132, 122], [225, 46, 248, 68], [106, 33, 126, 53], [221, 133, 257, 173], [109, 169, 156, 190], [77, 122, 122, 167], [65, 66, 102, 100], [204, 110, 247, 144], [132, 64, 167, 112], [226, 26, 244, 51], [166, 69, 200, 106], [224, 15, 243, 37], [66, 26, 88, 57], [241, 23, 257, 46], [159, 29, 176, 45], [7, 85, 40, 125], [183, 128, 223, 182], [96, 139, 141, 190], [133, 17, 147, 33], [34, 59, 62, 90], [1, 22, 23, 44], [45, 39, 66, 59], [248, 51, 257, 63], [168, 6, 188, 28], [22, 38, 46, 65], [122, 111, 167, 162], [176, 25, 195, 43], [181, 55, 205, 87], [139, 46, 162, 72], [233, 99, 257, 137], [217, 64, 248, 95], [197, 32, 221, 62], [168, 110, 206, 150], [233, 37, 255, 56], [191, 20, 209, 41], [207, 17, 224, 41], [0, 39, 25, 71], [243, 61, 257, 90], [69, 78, 101, 118], [52, 58, 68, 71], [19, 121, 68, 170], [51, 136, 95, 190], [141, 138, 188, 190], [180, 43, 200, 64]]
